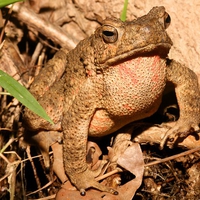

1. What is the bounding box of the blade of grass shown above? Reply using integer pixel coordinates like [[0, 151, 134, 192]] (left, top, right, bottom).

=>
[[120, 0, 128, 21], [0, 70, 53, 124], [0, 0, 23, 8]]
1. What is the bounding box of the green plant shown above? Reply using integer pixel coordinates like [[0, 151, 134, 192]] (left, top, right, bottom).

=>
[[0, 0, 23, 8], [120, 0, 128, 21], [0, 70, 53, 123]]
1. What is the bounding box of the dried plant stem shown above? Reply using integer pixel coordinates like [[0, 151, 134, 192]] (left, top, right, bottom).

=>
[[95, 168, 123, 182], [145, 146, 200, 167], [26, 146, 43, 198], [12, 3, 77, 49]]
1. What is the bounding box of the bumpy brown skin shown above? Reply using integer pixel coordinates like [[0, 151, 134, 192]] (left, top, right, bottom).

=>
[[24, 6, 200, 194]]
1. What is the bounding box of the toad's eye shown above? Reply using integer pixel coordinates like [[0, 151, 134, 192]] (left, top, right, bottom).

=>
[[164, 12, 171, 29], [102, 25, 118, 43]]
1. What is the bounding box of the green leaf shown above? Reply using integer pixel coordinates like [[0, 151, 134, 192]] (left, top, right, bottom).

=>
[[120, 0, 128, 22], [0, 0, 23, 8], [0, 70, 53, 124]]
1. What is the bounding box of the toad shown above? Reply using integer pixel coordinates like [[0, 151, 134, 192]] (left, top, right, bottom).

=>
[[23, 6, 200, 195]]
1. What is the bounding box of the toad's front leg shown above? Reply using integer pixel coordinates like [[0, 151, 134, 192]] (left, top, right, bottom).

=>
[[160, 59, 200, 149], [62, 84, 118, 196]]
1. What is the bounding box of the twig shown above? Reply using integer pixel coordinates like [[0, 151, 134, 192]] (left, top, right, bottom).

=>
[[95, 168, 123, 182], [29, 42, 44, 67], [145, 146, 200, 167], [0, 151, 21, 200], [0, 5, 14, 43], [11, 3, 77, 49], [26, 177, 56, 196], [0, 136, 16, 153], [27, 194, 56, 200], [26, 146, 43, 198]]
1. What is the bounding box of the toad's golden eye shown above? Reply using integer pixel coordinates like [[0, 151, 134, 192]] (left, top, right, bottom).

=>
[[102, 25, 118, 43], [164, 12, 171, 29]]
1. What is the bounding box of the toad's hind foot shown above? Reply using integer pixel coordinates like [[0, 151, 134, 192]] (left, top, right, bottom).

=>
[[68, 168, 118, 196]]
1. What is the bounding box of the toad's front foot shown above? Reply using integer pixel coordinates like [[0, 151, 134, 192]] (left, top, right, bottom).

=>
[[68, 168, 118, 196], [160, 120, 200, 149]]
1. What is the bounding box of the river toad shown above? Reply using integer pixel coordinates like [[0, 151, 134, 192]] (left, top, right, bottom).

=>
[[24, 6, 200, 195]]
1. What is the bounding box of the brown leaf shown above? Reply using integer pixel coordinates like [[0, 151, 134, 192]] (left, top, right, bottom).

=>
[[116, 143, 144, 200], [87, 141, 102, 170], [52, 142, 68, 183]]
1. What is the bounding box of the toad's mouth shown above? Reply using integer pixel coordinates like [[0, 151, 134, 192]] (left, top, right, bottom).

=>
[[104, 43, 171, 66]]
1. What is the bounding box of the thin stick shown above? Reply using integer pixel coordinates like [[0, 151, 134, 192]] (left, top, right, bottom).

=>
[[145, 146, 200, 167], [12, 3, 77, 49]]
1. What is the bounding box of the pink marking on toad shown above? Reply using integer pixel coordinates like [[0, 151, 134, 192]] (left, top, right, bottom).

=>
[[151, 56, 163, 91], [123, 103, 134, 111], [117, 58, 141, 84], [89, 112, 114, 135], [151, 56, 160, 80]]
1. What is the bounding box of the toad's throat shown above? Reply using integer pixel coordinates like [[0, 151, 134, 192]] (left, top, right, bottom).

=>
[[104, 43, 171, 66], [103, 55, 167, 109], [90, 55, 167, 136]]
